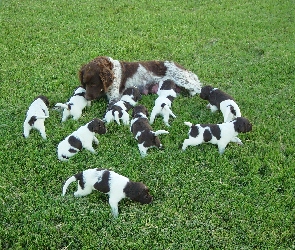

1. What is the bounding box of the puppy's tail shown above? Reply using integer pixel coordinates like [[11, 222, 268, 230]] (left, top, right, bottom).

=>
[[35, 116, 49, 119], [114, 111, 120, 125], [154, 130, 169, 136], [62, 175, 77, 196], [55, 103, 70, 110], [184, 122, 193, 127]]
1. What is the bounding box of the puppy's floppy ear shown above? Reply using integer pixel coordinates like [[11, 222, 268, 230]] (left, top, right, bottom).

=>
[[94, 57, 114, 92], [78, 65, 86, 87]]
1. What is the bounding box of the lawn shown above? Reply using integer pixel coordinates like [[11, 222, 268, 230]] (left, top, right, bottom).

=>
[[0, 0, 294, 249]]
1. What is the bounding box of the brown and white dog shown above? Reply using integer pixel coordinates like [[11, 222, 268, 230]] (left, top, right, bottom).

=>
[[78, 56, 202, 110], [130, 105, 169, 157], [200, 85, 242, 122], [62, 168, 153, 217], [182, 117, 252, 154]]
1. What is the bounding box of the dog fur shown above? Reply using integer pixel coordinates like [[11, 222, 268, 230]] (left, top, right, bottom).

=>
[[150, 77, 177, 126], [182, 117, 252, 154], [78, 56, 202, 110], [200, 85, 242, 122], [130, 105, 169, 157], [57, 118, 106, 161], [62, 168, 152, 217], [55, 87, 91, 122], [23, 95, 50, 139], [104, 87, 141, 125]]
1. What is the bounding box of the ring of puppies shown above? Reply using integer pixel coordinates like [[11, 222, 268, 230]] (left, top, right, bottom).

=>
[[23, 57, 252, 217]]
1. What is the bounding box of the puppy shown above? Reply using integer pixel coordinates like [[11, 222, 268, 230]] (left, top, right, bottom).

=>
[[55, 87, 91, 122], [200, 85, 242, 122], [62, 168, 153, 217], [104, 87, 141, 125], [150, 78, 177, 126], [182, 117, 252, 154], [130, 105, 169, 157], [57, 118, 106, 161], [23, 95, 49, 139]]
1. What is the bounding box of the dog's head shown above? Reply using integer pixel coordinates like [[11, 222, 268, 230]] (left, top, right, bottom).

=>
[[200, 85, 214, 100], [35, 95, 49, 107], [79, 57, 114, 101], [234, 117, 252, 133], [87, 118, 107, 134], [122, 87, 142, 102], [132, 105, 149, 118], [124, 181, 153, 204]]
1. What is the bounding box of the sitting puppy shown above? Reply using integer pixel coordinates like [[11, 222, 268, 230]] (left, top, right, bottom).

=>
[[55, 87, 91, 122], [200, 85, 242, 122], [62, 168, 153, 218], [104, 87, 141, 125], [23, 95, 50, 139], [150, 78, 177, 126], [182, 117, 252, 154], [130, 105, 169, 157], [57, 118, 106, 161]]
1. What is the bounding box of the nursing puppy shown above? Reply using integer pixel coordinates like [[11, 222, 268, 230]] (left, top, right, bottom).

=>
[[62, 168, 152, 217], [104, 87, 141, 125], [57, 118, 106, 161], [55, 87, 91, 122], [130, 105, 169, 157], [182, 117, 252, 154], [23, 95, 49, 139], [150, 78, 177, 126], [200, 85, 242, 122]]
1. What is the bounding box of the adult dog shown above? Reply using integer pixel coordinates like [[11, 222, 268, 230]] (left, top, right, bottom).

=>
[[62, 168, 152, 217], [200, 85, 241, 122], [182, 117, 252, 154], [79, 56, 202, 110]]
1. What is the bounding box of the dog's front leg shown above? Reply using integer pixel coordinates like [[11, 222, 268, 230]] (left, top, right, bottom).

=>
[[93, 136, 99, 145]]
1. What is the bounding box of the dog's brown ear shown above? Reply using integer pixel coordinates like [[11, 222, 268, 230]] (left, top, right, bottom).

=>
[[78, 65, 85, 87], [93, 57, 114, 92]]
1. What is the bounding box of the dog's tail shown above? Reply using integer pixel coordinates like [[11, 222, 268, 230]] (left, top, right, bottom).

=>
[[55, 103, 70, 110], [184, 122, 193, 127], [62, 175, 78, 196], [114, 111, 120, 125], [154, 130, 169, 136]]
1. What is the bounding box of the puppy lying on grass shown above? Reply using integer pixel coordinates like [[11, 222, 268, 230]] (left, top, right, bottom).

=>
[[200, 85, 242, 122], [130, 105, 169, 157], [62, 168, 153, 217], [57, 118, 106, 161], [23, 95, 50, 139], [55, 87, 91, 122], [182, 117, 252, 154]]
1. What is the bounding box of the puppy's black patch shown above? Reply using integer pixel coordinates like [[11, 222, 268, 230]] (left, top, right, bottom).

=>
[[190, 126, 199, 138], [68, 148, 78, 153], [28, 116, 37, 126], [93, 170, 110, 193], [62, 154, 69, 160], [228, 105, 236, 116], [161, 103, 166, 108], [68, 103, 73, 110], [209, 125, 221, 140], [74, 172, 85, 190], [167, 95, 175, 102], [160, 79, 176, 90], [203, 129, 212, 142], [42, 109, 46, 115], [36, 95, 50, 107], [68, 136, 82, 150]]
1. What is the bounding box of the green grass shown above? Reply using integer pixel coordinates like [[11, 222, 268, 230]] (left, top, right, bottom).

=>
[[1, 0, 294, 249]]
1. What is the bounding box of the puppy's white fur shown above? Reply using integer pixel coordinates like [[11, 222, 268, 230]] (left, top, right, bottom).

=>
[[23, 95, 49, 139], [62, 168, 152, 217], [150, 78, 177, 126], [55, 87, 91, 122], [182, 117, 252, 154], [57, 118, 106, 161]]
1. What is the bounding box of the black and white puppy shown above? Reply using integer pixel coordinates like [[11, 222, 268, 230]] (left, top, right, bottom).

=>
[[62, 168, 153, 217], [23, 95, 49, 139], [182, 117, 252, 154], [55, 87, 91, 122], [104, 87, 141, 125], [130, 105, 169, 157], [200, 85, 242, 122], [150, 78, 177, 127], [57, 118, 106, 161]]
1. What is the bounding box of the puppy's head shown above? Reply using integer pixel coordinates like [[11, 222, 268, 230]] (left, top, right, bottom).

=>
[[79, 56, 114, 101], [160, 78, 176, 91], [122, 87, 142, 102], [88, 118, 107, 134], [200, 85, 214, 100], [74, 86, 86, 95], [124, 181, 153, 204], [35, 95, 49, 107], [132, 105, 149, 118], [234, 117, 252, 133]]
